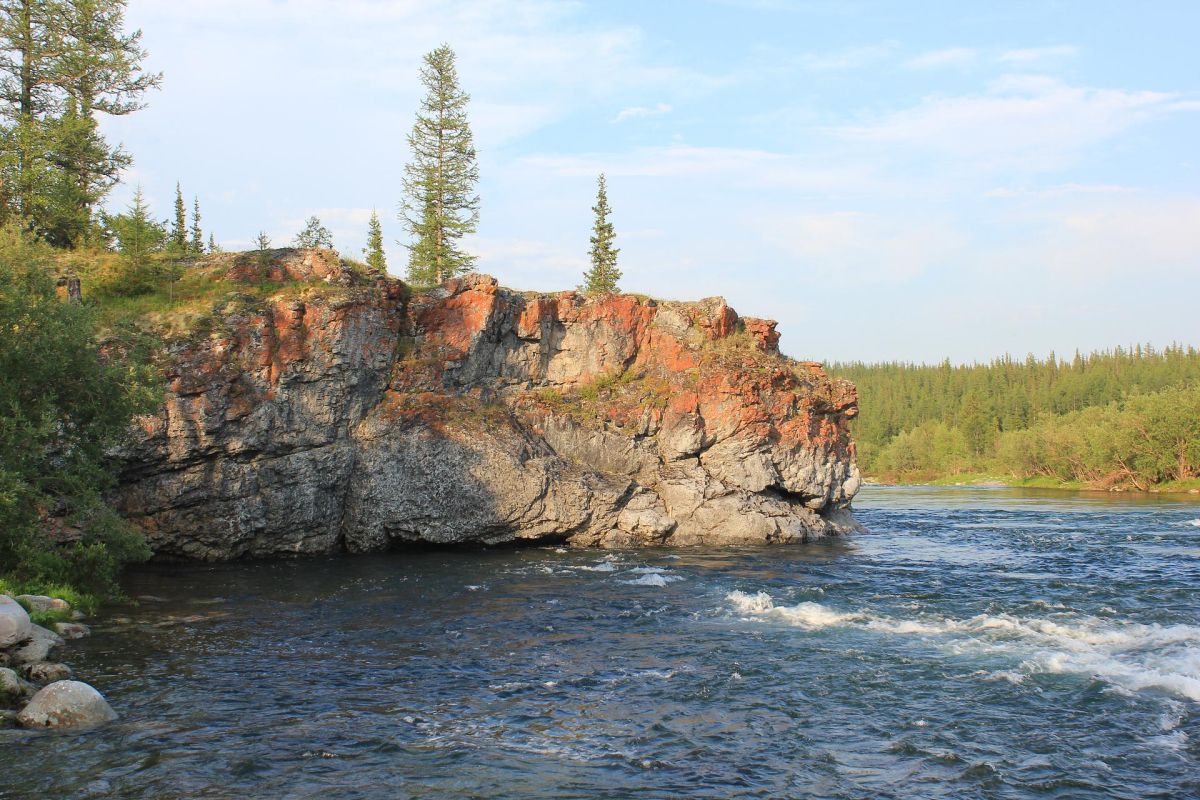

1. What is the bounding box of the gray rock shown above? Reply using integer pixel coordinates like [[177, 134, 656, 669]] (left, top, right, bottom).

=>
[[0, 666, 37, 705], [8, 624, 64, 666], [23, 662, 73, 684], [53, 622, 90, 640], [15, 595, 69, 614], [0, 595, 32, 648], [17, 681, 117, 729], [112, 267, 863, 556]]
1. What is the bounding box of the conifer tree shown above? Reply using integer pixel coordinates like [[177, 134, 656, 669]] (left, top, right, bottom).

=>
[[189, 195, 202, 254], [170, 181, 185, 251], [364, 208, 386, 272], [0, 0, 160, 242], [207, 232, 218, 253], [580, 173, 620, 295], [400, 44, 479, 285]]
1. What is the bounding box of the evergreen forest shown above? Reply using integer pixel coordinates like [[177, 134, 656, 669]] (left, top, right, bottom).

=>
[[829, 345, 1200, 490]]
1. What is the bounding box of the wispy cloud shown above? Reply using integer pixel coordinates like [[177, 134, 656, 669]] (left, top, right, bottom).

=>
[[905, 47, 979, 70], [613, 102, 673, 123], [999, 44, 1078, 63], [838, 75, 1198, 171], [796, 42, 898, 71]]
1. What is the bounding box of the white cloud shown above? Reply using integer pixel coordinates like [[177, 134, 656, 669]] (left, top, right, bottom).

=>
[[999, 45, 1078, 63], [838, 75, 1198, 171], [755, 211, 969, 284], [613, 102, 673, 122], [905, 47, 979, 70], [796, 42, 898, 71]]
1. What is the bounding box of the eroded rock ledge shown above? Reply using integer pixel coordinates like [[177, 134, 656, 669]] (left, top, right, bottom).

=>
[[114, 249, 861, 559]]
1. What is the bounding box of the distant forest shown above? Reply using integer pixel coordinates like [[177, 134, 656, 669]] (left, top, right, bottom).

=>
[[828, 345, 1200, 490]]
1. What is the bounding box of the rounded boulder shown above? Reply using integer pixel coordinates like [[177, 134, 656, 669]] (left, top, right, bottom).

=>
[[17, 681, 117, 729], [0, 595, 32, 649]]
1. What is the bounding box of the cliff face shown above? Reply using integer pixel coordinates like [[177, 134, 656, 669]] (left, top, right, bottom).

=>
[[115, 250, 861, 559]]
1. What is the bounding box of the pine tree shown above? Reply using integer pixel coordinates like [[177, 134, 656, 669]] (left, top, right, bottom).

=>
[[293, 215, 333, 249], [580, 173, 620, 295], [364, 209, 386, 272], [170, 181, 186, 251], [400, 44, 479, 285], [207, 232, 219, 253], [189, 195, 202, 254]]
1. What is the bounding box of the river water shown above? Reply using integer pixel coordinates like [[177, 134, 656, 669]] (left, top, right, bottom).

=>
[[2, 486, 1199, 799]]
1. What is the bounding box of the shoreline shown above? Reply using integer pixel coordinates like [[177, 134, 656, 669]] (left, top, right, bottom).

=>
[[861, 476, 1200, 496]]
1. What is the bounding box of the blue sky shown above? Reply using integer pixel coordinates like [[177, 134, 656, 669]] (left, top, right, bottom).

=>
[[104, 0, 1199, 363]]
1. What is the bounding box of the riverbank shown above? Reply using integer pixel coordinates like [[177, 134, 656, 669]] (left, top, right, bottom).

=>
[[864, 474, 1200, 494], [0, 592, 116, 730]]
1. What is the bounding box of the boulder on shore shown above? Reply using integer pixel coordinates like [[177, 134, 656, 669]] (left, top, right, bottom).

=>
[[8, 624, 64, 666], [15, 595, 70, 615], [16, 681, 117, 729], [0, 666, 36, 706], [0, 595, 32, 649]]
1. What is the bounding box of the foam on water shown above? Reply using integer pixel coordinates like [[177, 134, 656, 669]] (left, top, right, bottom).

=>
[[624, 573, 682, 587], [726, 590, 1200, 701]]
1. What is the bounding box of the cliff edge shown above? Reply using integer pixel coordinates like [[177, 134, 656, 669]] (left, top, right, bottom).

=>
[[114, 249, 861, 559]]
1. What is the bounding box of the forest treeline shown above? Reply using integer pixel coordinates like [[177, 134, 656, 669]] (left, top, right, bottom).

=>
[[829, 345, 1200, 490]]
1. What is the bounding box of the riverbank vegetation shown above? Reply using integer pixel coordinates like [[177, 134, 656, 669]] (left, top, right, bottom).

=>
[[830, 347, 1200, 490]]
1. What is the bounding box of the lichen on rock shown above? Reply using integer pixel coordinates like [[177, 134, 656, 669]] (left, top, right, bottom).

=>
[[113, 249, 861, 558]]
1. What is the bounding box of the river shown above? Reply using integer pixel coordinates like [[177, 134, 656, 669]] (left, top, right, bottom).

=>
[[2, 486, 1198, 799]]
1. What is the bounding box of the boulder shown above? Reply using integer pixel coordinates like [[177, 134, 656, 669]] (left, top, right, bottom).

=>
[[15, 595, 70, 614], [8, 624, 64, 666], [0, 595, 32, 648], [0, 666, 36, 705], [17, 681, 117, 729], [23, 662, 73, 684], [53, 622, 90, 640]]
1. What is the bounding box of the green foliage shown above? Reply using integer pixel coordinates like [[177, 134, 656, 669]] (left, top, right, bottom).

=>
[[0, 224, 154, 596], [170, 181, 186, 252], [364, 209, 386, 272], [189, 196, 203, 254], [0, 0, 161, 244], [293, 215, 333, 249], [400, 43, 479, 285], [581, 173, 620, 295], [830, 346, 1200, 489], [100, 185, 171, 296]]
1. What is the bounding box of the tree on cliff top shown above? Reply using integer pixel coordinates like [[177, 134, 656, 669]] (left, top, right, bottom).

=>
[[293, 215, 333, 249], [170, 181, 186, 251], [364, 209, 386, 272], [580, 173, 620, 295], [400, 44, 479, 285]]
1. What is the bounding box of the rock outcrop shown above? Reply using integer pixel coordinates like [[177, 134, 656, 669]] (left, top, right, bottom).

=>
[[114, 249, 861, 559]]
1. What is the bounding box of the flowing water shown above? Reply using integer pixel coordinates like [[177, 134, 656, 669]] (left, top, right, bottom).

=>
[[2, 486, 1199, 799]]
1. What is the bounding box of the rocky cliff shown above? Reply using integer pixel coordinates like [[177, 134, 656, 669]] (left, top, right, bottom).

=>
[[114, 249, 861, 559]]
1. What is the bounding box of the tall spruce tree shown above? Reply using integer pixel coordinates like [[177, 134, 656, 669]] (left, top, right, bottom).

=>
[[364, 208, 386, 272], [580, 173, 620, 295], [169, 180, 185, 251], [188, 194, 202, 254], [400, 44, 479, 285]]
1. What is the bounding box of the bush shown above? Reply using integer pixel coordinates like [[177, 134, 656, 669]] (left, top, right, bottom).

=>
[[0, 225, 155, 597]]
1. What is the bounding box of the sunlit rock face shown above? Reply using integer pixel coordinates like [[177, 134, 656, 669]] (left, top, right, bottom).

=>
[[115, 249, 860, 559]]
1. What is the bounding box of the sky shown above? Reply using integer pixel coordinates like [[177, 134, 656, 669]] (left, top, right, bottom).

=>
[[104, 0, 1199, 363]]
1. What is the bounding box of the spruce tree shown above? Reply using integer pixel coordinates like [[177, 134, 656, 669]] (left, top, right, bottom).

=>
[[364, 209, 386, 272], [207, 232, 219, 253], [580, 173, 621, 295], [189, 195, 202, 254], [170, 181, 186, 251], [400, 44, 479, 285]]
